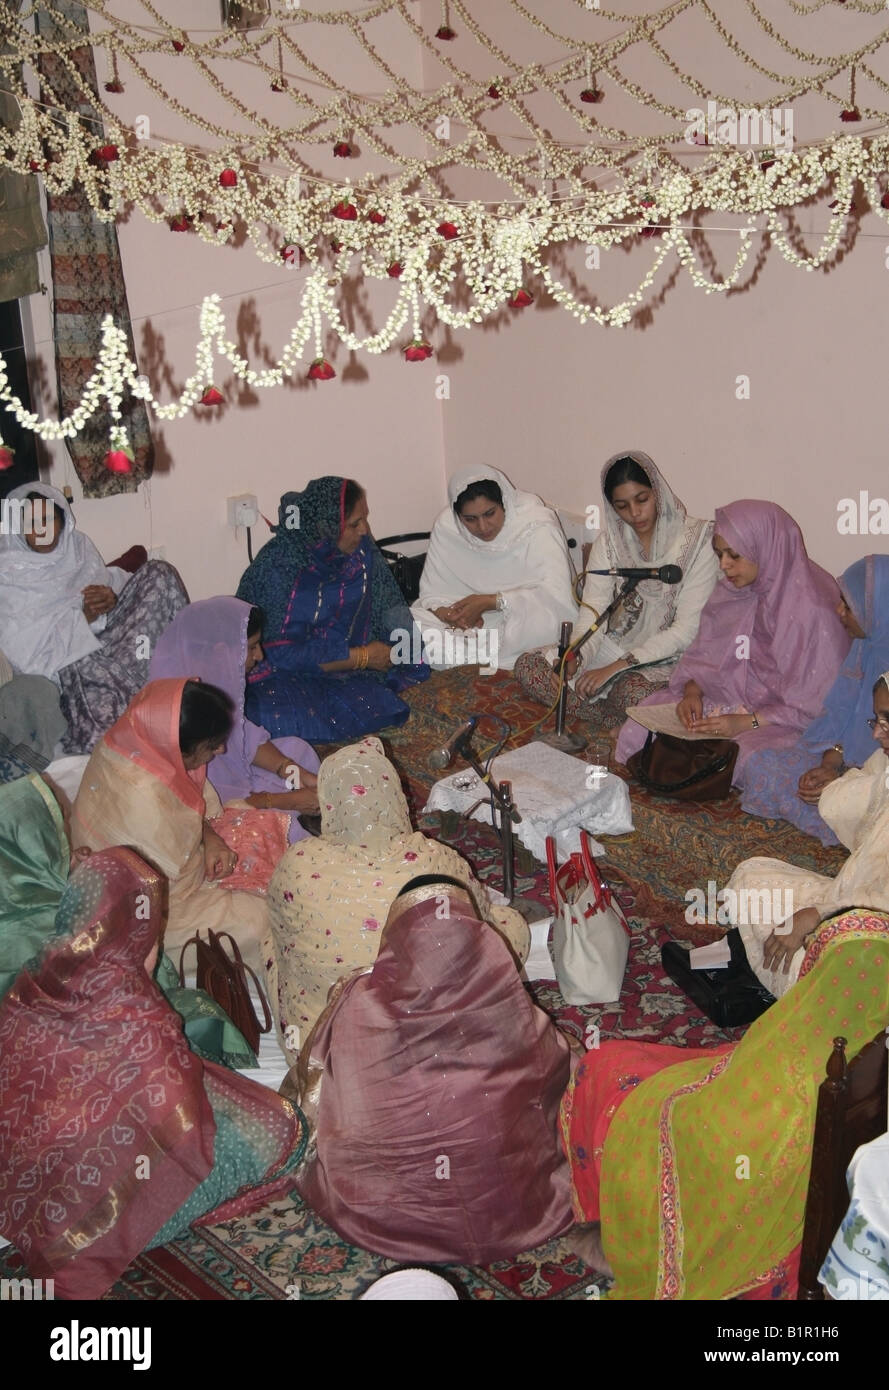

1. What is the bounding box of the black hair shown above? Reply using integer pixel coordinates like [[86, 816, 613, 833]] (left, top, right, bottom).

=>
[[395, 874, 481, 918], [453, 479, 503, 516], [178, 680, 234, 757], [343, 479, 364, 517], [603, 456, 652, 504], [25, 491, 65, 530], [246, 606, 263, 639], [396, 873, 470, 898]]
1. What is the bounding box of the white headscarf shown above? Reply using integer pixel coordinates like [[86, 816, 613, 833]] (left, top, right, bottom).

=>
[[0, 483, 115, 678], [425, 465, 571, 588], [598, 450, 711, 608]]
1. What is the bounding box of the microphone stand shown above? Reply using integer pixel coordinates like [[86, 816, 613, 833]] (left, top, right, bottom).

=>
[[455, 735, 522, 905], [541, 577, 641, 753]]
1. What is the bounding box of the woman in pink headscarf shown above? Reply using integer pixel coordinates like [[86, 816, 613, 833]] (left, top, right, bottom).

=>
[[296, 874, 574, 1265], [615, 500, 850, 780]]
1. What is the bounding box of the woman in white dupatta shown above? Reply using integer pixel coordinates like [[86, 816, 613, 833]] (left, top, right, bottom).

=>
[[515, 451, 717, 731], [411, 466, 577, 672]]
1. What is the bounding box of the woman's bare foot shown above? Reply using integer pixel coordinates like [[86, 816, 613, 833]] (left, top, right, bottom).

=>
[[566, 1221, 614, 1278]]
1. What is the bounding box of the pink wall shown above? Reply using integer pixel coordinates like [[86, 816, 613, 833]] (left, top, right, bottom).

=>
[[22, 2, 888, 594]]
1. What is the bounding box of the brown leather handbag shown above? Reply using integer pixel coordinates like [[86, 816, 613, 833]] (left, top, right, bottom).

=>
[[179, 930, 272, 1055], [626, 730, 739, 802]]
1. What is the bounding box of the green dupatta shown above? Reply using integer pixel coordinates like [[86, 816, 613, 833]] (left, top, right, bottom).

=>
[[601, 909, 889, 1300], [0, 774, 256, 1068]]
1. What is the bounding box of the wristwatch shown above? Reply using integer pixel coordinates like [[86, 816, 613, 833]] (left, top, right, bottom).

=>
[[623, 652, 640, 667]]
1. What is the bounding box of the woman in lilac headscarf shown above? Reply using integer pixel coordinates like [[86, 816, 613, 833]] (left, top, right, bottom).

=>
[[149, 598, 320, 843], [615, 501, 850, 781]]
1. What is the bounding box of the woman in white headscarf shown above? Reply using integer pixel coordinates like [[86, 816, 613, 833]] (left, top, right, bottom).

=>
[[0, 483, 187, 752], [411, 466, 577, 672], [515, 451, 718, 730]]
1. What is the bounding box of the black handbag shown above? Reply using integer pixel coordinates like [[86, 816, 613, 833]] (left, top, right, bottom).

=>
[[661, 927, 776, 1028], [627, 730, 739, 801], [376, 532, 430, 604]]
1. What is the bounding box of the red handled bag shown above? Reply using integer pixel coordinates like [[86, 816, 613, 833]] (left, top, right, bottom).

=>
[[546, 831, 631, 1005]]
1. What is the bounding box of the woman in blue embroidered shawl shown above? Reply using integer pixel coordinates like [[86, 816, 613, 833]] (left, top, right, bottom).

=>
[[740, 554, 889, 844], [236, 478, 429, 742]]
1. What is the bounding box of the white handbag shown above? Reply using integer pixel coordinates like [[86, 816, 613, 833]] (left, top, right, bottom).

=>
[[546, 831, 631, 1005]]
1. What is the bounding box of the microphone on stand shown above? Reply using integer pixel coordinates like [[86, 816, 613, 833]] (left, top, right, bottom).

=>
[[585, 564, 683, 583], [429, 716, 479, 771]]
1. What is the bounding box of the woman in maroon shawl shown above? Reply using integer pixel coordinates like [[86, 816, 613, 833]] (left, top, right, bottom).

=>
[[615, 500, 850, 779], [296, 875, 574, 1265], [0, 847, 304, 1300]]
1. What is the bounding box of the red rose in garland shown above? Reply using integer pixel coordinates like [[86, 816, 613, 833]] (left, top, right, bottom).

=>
[[580, 87, 603, 104], [387, 262, 403, 278], [332, 200, 357, 220], [508, 288, 534, 308], [436, 25, 456, 40], [840, 108, 860, 122], [0, 445, 15, 471], [271, 80, 286, 92], [882, 192, 889, 210], [403, 340, 434, 362], [333, 141, 352, 158], [308, 358, 336, 381], [437, 221, 458, 239], [91, 144, 119, 165], [367, 209, 386, 225], [104, 79, 124, 93], [170, 214, 192, 232], [488, 84, 501, 100], [199, 386, 225, 406], [104, 448, 133, 474], [219, 168, 238, 187]]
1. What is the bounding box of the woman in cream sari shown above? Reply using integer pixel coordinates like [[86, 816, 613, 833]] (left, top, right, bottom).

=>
[[723, 672, 889, 999], [267, 736, 530, 1056], [72, 678, 289, 969]]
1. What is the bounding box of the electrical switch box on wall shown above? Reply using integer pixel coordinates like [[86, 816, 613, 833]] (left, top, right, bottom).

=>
[[227, 494, 259, 528]]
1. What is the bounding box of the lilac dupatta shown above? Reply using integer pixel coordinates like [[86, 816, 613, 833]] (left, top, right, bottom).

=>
[[616, 501, 850, 772], [148, 597, 319, 840]]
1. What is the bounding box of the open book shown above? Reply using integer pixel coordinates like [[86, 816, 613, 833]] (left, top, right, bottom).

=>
[[625, 701, 730, 742]]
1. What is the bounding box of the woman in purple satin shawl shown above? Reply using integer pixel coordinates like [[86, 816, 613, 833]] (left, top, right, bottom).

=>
[[615, 500, 850, 781], [149, 597, 320, 843], [295, 875, 575, 1265]]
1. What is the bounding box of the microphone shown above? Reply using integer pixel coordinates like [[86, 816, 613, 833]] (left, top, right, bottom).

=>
[[429, 716, 479, 771], [586, 564, 683, 584]]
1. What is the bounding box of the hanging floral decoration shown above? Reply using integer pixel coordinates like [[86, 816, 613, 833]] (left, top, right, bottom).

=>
[[1, 0, 888, 458]]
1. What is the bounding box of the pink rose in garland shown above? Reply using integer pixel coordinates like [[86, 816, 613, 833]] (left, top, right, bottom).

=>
[[0, 445, 15, 471], [403, 340, 434, 362], [308, 358, 336, 381], [104, 448, 133, 474]]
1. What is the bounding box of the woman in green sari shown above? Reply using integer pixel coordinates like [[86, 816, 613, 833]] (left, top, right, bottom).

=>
[[0, 773, 255, 1068], [560, 908, 889, 1299]]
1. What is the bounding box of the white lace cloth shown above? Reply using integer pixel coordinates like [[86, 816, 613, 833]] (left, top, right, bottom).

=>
[[423, 740, 633, 863]]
